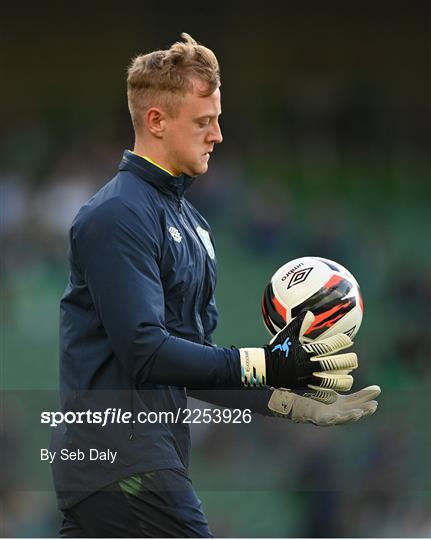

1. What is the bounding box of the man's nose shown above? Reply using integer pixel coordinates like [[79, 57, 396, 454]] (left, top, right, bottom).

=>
[[210, 120, 223, 144]]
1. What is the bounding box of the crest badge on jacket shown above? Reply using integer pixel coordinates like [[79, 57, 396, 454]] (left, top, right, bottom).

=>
[[196, 226, 215, 259]]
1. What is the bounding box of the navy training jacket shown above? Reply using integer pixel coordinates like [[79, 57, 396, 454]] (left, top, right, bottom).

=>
[[52, 151, 272, 509]]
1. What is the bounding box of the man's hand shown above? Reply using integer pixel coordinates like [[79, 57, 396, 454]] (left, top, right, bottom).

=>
[[268, 385, 381, 426], [239, 311, 358, 390]]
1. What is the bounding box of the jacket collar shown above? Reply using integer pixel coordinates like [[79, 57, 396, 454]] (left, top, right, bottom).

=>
[[118, 150, 195, 199]]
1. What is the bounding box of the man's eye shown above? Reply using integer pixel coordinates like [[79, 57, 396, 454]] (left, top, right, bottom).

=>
[[197, 120, 210, 127]]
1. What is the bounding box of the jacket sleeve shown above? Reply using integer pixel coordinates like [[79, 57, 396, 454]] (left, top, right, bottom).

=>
[[73, 197, 241, 388]]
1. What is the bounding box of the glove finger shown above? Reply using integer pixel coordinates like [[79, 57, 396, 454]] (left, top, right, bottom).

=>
[[305, 386, 338, 404], [340, 409, 364, 423], [316, 412, 359, 427], [269, 311, 313, 346], [302, 333, 353, 356], [344, 385, 381, 405], [268, 328, 283, 346], [359, 401, 378, 416], [350, 408, 365, 421], [311, 372, 353, 392], [334, 404, 377, 424], [314, 352, 358, 372], [325, 409, 363, 426], [299, 311, 315, 341]]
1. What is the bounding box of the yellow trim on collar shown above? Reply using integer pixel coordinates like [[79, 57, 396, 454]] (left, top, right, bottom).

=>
[[131, 151, 174, 176]]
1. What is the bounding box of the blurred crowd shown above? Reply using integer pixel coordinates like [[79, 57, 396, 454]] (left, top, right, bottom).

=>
[[1, 131, 430, 535]]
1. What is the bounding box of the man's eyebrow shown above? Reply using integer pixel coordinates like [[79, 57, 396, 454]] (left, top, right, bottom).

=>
[[195, 112, 222, 119]]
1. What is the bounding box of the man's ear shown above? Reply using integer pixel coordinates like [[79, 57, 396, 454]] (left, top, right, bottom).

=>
[[145, 107, 166, 138]]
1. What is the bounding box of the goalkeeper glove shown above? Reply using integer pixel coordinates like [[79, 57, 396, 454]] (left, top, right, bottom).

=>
[[267, 385, 381, 426], [238, 311, 357, 391]]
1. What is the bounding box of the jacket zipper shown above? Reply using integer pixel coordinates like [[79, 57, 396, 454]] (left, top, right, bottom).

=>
[[176, 197, 205, 343]]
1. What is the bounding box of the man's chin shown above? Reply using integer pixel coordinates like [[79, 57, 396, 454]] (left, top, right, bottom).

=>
[[187, 163, 208, 177]]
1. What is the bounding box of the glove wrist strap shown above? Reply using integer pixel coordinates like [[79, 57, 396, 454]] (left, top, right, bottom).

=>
[[238, 348, 266, 387]]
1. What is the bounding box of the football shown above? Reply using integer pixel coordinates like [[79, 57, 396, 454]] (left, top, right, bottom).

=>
[[261, 256, 363, 342]]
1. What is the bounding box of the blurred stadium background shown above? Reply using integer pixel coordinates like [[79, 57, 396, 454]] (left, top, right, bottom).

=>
[[1, 1, 430, 537]]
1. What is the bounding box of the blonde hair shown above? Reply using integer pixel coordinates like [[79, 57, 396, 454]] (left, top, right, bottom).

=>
[[127, 33, 220, 130]]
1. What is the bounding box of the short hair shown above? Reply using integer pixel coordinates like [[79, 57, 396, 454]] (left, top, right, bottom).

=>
[[127, 33, 220, 131]]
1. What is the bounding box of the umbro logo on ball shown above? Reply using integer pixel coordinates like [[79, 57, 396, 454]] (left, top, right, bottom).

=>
[[287, 267, 313, 289]]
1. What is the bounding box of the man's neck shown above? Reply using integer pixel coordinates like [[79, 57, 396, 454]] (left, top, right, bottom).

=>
[[132, 143, 177, 176]]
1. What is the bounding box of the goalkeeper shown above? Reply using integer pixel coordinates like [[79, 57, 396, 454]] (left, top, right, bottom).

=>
[[54, 33, 380, 537]]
